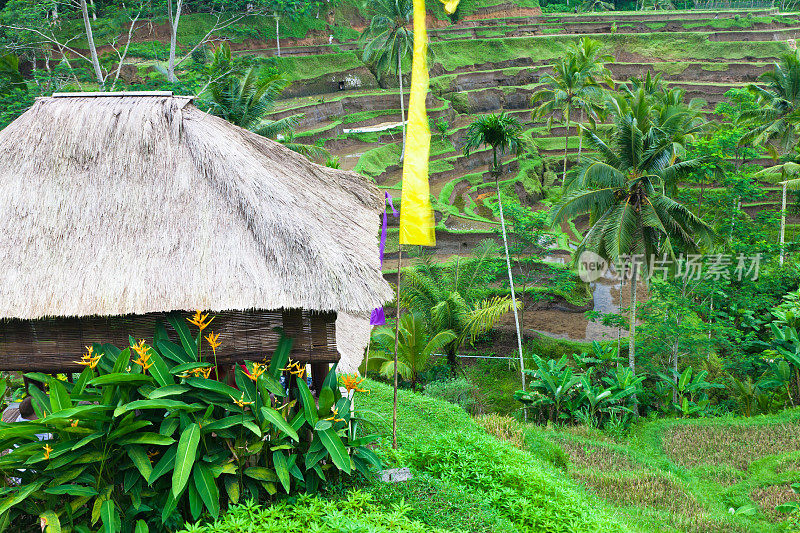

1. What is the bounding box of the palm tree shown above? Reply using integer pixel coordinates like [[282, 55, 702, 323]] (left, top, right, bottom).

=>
[[739, 50, 800, 155], [359, 0, 413, 158], [463, 112, 526, 389], [401, 247, 520, 371], [205, 64, 328, 160], [369, 313, 456, 390], [531, 55, 606, 183], [552, 93, 714, 413], [570, 38, 614, 163]]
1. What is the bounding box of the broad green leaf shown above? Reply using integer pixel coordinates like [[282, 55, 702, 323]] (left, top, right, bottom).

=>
[[272, 450, 291, 493], [149, 446, 177, 485], [111, 348, 131, 374], [192, 462, 220, 518], [244, 467, 277, 482], [100, 500, 119, 533], [224, 476, 239, 505], [114, 399, 200, 418], [145, 348, 173, 388], [268, 334, 293, 379], [0, 481, 42, 514], [44, 485, 98, 497], [39, 510, 61, 533], [89, 374, 151, 387], [260, 407, 299, 442], [172, 423, 200, 497], [156, 340, 191, 365], [314, 420, 332, 431], [134, 520, 149, 533], [187, 481, 202, 521], [117, 433, 175, 447], [49, 378, 72, 413], [73, 368, 94, 395], [169, 362, 212, 375], [107, 420, 151, 441], [184, 377, 241, 400], [167, 313, 197, 358], [126, 446, 153, 482], [318, 428, 351, 473], [148, 385, 189, 399], [297, 380, 318, 426], [318, 387, 334, 417]]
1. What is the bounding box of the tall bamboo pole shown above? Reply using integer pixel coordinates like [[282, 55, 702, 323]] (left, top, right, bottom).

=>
[[781, 180, 787, 266], [392, 247, 402, 449]]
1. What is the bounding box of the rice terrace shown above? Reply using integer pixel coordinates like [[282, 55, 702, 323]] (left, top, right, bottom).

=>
[[1, 0, 800, 531]]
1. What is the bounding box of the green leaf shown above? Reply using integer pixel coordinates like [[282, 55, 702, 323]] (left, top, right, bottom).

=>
[[314, 420, 332, 431], [111, 348, 131, 374], [147, 385, 189, 399], [318, 428, 351, 473], [134, 520, 149, 533], [169, 362, 212, 375], [39, 510, 61, 533], [244, 467, 277, 482], [0, 481, 42, 514], [260, 407, 299, 442], [49, 378, 72, 413], [126, 446, 153, 482], [297, 380, 318, 426], [167, 313, 197, 358], [224, 475, 240, 505], [172, 423, 200, 497], [268, 334, 293, 379], [73, 368, 94, 396], [149, 446, 177, 485], [44, 485, 98, 497], [114, 399, 200, 418], [107, 420, 151, 442], [100, 500, 119, 533], [192, 462, 220, 519], [156, 340, 191, 365], [145, 348, 173, 388], [318, 387, 334, 417], [88, 374, 151, 387], [272, 450, 291, 493], [184, 377, 241, 400]]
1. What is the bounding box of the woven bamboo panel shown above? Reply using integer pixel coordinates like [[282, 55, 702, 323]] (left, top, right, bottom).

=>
[[0, 309, 338, 372]]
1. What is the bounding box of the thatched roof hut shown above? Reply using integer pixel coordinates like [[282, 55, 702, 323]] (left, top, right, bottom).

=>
[[0, 92, 391, 372]]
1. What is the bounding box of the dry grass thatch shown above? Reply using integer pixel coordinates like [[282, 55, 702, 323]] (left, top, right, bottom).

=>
[[0, 94, 392, 320]]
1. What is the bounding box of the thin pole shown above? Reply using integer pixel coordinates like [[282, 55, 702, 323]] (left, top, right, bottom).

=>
[[781, 180, 787, 266], [495, 173, 526, 420], [392, 247, 402, 450]]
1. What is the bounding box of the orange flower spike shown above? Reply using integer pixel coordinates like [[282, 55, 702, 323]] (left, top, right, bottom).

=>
[[247, 362, 266, 382], [75, 346, 101, 369], [132, 340, 153, 373], [339, 373, 368, 394], [43, 444, 53, 460], [70, 419, 78, 428], [187, 310, 214, 331], [324, 407, 345, 423], [205, 332, 221, 356], [231, 393, 253, 409]]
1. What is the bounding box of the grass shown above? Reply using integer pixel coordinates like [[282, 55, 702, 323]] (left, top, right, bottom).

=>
[[278, 52, 367, 81]]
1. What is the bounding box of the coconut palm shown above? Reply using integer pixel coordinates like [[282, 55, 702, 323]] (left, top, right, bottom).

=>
[[531, 54, 606, 183], [739, 50, 800, 155], [552, 92, 714, 413], [369, 312, 457, 389], [570, 37, 614, 163], [401, 246, 520, 371], [204, 50, 327, 160], [359, 0, 413, 157], [463, 112, 526, 387]]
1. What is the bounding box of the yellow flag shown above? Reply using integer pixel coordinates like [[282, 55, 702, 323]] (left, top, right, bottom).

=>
[[440, 0, 459, 14], [399, 0, 439, 246]]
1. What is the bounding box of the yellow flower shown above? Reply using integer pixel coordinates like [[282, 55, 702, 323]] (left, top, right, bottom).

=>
[[205, 332, 221, 356], [187, 310, 214, 331], [281, 359, 306, 379], [324, 407, 345, 423], [339, 373, 369, 394], [247, 362, 266, 382], [147, 450, 160, 459], [231, 393, 253, 409], [75, 345, 101, 369], [70, 419, 78, 428], [43, 444, 53, 460], [132, 340, 153, 372]]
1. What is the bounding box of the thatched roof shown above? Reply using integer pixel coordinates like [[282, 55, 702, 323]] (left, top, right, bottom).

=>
[[0, 93, 392, 320]]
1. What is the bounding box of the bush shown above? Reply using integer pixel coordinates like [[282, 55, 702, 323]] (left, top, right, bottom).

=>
[[423, 377, 476, 413], [0, 314, 379, 532], [177, 490, 448, 533]]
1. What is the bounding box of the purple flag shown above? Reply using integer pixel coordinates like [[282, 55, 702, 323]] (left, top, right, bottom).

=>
[[371, 192, 398, 326]]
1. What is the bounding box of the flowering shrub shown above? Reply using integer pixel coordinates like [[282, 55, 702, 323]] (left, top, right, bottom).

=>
[[0, 313, 379, 532]]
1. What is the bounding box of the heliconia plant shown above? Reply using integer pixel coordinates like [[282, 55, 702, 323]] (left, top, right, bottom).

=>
[[0, 313, 381, 533]]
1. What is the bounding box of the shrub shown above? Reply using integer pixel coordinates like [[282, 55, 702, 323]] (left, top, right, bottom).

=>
[[0, 314, 379, 532], [177, 490, 448, 533], [423, 377, 476, 413]]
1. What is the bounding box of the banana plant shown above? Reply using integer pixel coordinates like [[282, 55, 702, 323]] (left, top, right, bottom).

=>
[[516, 355, 581, 422], [657, 367, 721, 417]]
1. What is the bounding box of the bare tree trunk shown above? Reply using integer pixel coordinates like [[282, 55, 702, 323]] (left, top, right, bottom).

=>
[[577, 108, 584, 164], [167, 0, 183, 83], [275, 16, 281, 57], [629, 263, 639, 416], [494, 161, 526, 421], [562, 103, 571, 183], [89, 0, 97, 20], [399, 54, 406, 161], [80, 0, 104, 89]]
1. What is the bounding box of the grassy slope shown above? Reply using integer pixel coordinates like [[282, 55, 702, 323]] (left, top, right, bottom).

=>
[[531, 410, 800, 532], [358, 379, 633, 533]]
